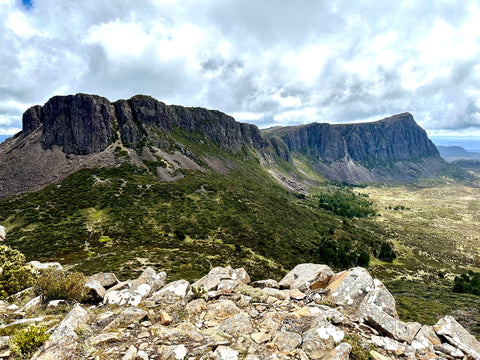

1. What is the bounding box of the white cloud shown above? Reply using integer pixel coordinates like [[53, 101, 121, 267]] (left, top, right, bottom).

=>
[[0, 0, 480, 136]]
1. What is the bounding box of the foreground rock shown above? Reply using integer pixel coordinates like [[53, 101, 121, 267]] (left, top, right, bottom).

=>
[[2, 263, 479, 360]]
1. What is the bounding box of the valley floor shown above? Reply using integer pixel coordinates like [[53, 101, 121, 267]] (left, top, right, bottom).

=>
[[354, 177, 480, 336]]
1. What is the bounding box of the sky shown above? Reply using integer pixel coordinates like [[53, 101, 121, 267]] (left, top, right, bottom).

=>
[[1, 0, 480, 140]]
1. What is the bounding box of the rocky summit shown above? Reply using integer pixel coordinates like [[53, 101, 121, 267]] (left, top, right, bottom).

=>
[[0, 93, 451, 199], [1, 262, 479, 360]]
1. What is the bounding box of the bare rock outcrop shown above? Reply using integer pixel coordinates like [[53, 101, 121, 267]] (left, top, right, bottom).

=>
[[2, 263, 479, 359]]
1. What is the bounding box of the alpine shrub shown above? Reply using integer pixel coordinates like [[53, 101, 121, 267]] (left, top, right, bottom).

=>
[[0, 245, 34, 298], [35, 268, 87, 302]]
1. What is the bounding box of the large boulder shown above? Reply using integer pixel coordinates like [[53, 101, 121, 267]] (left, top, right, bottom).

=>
[[358, 279, 397, 318], [191, 266, 250, 293], [83, 279, 106, 302], [130, 267, 166, 295], [279, 263, 333, 291], [149, 279, 193, 303], [103, 289, 142, 307], [434, 315, 480, 359], [87, 273, 119, 289], [326, 267, 395, 318], [360, 305, 412, 343]]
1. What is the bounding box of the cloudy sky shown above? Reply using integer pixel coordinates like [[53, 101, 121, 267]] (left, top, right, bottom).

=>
[[1, 0, 480, 140]]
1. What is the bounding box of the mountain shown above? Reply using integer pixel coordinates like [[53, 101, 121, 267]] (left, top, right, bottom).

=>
[[0, 94, 449, 199], [450, 159, 480, 173], [263, 113, 446, 183], [0, 94, 477, 337], [437, 145, 480, 162], [0, 92, 450, 280]]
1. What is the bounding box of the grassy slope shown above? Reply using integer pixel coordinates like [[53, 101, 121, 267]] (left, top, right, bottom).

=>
[[0, 152, 386, 282]]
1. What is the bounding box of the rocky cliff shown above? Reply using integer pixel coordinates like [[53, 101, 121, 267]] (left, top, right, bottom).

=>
[[265, 113, 439, 164], [0, 93, 451, 198], [21, 94, 269, 155], [264, 113, 447, 183], [1, 261, 479, 359]]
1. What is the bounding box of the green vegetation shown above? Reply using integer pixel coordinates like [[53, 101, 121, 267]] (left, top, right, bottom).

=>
[[0, 245, 34, 298], [35, 268, 87, 303], [0, 154, 393, 281], [453, 271, 480, 295], [11, 324, 50, 358], [387, 279, 480, 336], [375, 242, 396, 262], [344, 334, 375, 360], [318, 186, 376, 218]]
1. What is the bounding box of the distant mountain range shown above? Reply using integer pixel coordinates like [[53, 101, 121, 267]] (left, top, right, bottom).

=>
[[0, 93, 453, 199], [437, 145, 480, 162]]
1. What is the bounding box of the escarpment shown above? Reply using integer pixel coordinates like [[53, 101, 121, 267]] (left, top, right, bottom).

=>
[[0, 93, 451, 199], [22, 94, 269, 155], [264, 113, 446, 183], [264, 113, 440, 164]]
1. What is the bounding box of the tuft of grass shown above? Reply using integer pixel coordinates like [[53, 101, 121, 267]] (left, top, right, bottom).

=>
[[12, 324, 50, 358]]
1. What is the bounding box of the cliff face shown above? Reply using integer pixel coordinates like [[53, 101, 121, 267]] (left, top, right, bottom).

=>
[[41, 94, 116, 155], [1, 93, 450, 198], [22, 93, 268, 155], [266, 113, 440, 165], [263, 112, 446, 183]]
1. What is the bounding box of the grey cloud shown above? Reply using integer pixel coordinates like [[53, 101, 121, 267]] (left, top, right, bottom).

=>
[[1, 0, 479, 136]]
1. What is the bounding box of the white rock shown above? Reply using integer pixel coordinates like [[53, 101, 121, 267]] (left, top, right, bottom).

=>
[[28, 261, 63, 272], [279, 263, 333, 290], [46, 299, 68, 311], [434, 315, 480, 359], [435, 343, 465, 358], [150, 279, 193, 303], [213, 346, 239, 360], [316, 325, 345, 343], [103, 289, 142, 307], [135, 283, 152, 296], [33, 304, 89, 360], [6, 304, 19, 311], [122, 345, 137, 360], [0, 225, 5, 241], [136, 350, 148, 360]]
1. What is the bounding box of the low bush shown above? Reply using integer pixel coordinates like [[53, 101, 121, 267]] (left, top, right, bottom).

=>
[[0, 245, 34, 298], [12, 324, 50, 358], [35, 268, 87, 302]]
